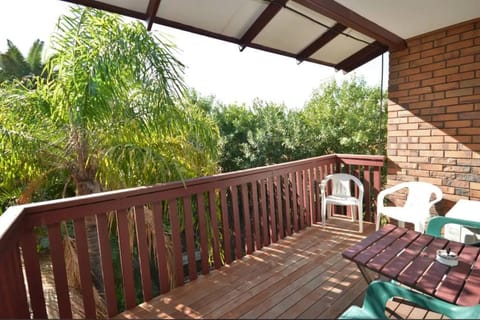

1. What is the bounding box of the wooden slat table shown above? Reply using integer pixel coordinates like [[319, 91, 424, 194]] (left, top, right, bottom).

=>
[[342, 224, 480, 306]]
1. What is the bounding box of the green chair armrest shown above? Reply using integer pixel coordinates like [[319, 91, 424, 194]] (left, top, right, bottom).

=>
[[339, 280, 480, 319], [426, 216, 480, 238]]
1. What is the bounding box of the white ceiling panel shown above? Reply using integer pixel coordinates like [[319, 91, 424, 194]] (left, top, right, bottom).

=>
[[157, 0, 268, 38], [287, 1, 337, 28], [253, 8, 329, 54], [310, 34, 368, 65], [337, 0, 480, 39], [98, 0, 150, 13]]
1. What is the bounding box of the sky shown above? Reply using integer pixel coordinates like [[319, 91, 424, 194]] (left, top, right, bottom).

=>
[[0, 0, 389, 109]]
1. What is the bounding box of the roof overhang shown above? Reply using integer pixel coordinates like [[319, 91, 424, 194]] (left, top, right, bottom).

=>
[[60, 0, 480, 72]]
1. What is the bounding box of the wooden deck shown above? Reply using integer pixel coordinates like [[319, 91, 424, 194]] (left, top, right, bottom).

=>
[[116, 217, 444, 319]]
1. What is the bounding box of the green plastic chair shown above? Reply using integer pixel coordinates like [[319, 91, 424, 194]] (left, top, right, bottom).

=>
[[340, 216, 480, 319], [339, 280, 480, 319]]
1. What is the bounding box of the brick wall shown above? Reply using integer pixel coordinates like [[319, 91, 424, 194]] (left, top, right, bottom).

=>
[[387, 18, 480, 214]]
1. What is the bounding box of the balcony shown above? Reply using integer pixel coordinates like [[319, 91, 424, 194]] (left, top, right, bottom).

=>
[[1, 153, 387, 319]]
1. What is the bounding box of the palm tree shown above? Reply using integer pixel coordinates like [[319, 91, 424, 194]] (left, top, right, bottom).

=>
[[0, 39, 46, 82], [0, 6, 220, 314]]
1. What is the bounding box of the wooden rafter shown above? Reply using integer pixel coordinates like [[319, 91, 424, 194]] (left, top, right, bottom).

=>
[[146, 0, 162, 31], [335, 41, 387, 72], [238, 0, 288, 51], [296, 22, 346, 62], [292, 0, 406, 51]]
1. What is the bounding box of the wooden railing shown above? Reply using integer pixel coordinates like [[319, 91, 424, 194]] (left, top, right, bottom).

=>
[[0, 154, 384, 319]]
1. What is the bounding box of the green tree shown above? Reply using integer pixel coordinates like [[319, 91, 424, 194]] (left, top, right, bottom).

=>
[[0, 7, 220, 305], [0, 39, 46, 82], [302, 78, 386, 156]]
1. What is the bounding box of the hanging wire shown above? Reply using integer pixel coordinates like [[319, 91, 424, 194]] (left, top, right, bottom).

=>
[[378, 53, 384, 155]]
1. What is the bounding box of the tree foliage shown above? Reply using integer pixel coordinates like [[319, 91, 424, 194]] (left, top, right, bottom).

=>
[[0, 7, 220, 208], [0, 39, 46, 83]]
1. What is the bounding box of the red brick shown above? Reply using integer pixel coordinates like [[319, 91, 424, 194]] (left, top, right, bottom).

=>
[[409, 41, 434, 53], [460, 62, 480, 72], [460, 78, 480, 88], [397, 150, 419, 157], [444, 120, 471, 128], [422, 31, 447, 43], [408, 129, 432, 137], [432, 97, 458, 107], [433, 50, 460, 63], [398, 123, 419, 130], [398, 81, 420, 90], [410, 56, 433, 67], [421, 46, 445, 58], [434, 34, 460, 46], [459, 111, 480, 120], [390, 62, 410, 72], [388, 117, 408, 124], [408, 101, 432, 109], [407, 156, 429, 163], [460, 46, 480, 56], [422, 76, 445, 86], [409, 87, 432, 95], [421, 61, 446, 72], [433, 66, 459, 77], [445, 150, 473, 158], [433, 82, 459, 92], [447, 71, 475, 82], [423, 92, 445, 101], [388, 90, 409, 98], [409, 71, 433, 81], [409, 144, 431, 150], [446, 55, 475, 67], [419, 136, 443, 143], [397, 52, 421, 63], [456, 136, 473, 143], [446, 88, 474, 97], [460, 95, 480, 104], [399, 67, 421, 77], [419, 177, 443, 185], [461, 28, 480, 40], [446, 39, 474, 52], [421, 107, 445, 116], [408, 169, 430, 177], [446, 104, 474, 113], [398, 96, 420, 104], [431, 113, 458, 121], [448, 23, 474, 36], [459, 127, 480, 135], [419, 163, 443, 171]]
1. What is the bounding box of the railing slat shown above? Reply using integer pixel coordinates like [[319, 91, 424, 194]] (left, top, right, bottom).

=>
[[152, 202, 170, 293], [220, 188, 232, 264], [0, 245, 30, 319], [241, 183, 253, 254], [95, 213, 118, 316], [73, 217, 97, 318], [197, 193, 210, 274], [208, 190, 222, 269], [251, 181, 262, 250], [296, 171, 305, 230], [291, 172, 299, 232], [373, 166, 381, 224], [275, 176, 284, 239], [364, 167, 372, 221], [168, 199, 184, 286], [133, 205, 153, 301], [267, 177, 277, 243], [308, 168, 315, 226], [284, 174, 292, 236], [230, 186, 243, 259], [183, 196, 197, 280], [259, 179, 269, 246], [21, 229, 48, 318], [116, 209, 136, 309], [47, 223, 72, 319]]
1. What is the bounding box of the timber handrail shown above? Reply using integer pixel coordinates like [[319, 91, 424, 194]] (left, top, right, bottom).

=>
[[0, 153, 384, 319]]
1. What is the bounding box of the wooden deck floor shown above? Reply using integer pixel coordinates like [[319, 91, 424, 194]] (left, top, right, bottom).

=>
[[117, 218, 444, 319]]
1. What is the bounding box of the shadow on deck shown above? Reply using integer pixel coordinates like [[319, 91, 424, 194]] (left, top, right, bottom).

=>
[[118, 218, 371, 319]]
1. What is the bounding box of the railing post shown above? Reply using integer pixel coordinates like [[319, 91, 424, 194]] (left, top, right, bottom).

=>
[[0, 245, 30, 319]]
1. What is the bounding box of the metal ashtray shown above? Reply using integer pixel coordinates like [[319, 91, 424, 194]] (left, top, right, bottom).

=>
[[436, 249, 458, 267]]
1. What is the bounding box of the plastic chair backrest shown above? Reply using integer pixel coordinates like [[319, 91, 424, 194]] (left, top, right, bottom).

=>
[[403, 182, 442, 209], [325, 173, 363, 197]]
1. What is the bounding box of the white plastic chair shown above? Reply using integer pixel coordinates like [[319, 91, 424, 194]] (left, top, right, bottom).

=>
[[321, 173, 364, 233], [376, 181, 443, 233]]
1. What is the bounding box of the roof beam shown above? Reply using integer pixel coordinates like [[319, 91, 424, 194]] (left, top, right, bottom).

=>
[[292, 0, 406, 51], [146, 0, 162, 31], [61, 0, 146, 19], [296, 22, 346, 62], [335, 41, 387, 72], [238, 0, 288, 51]]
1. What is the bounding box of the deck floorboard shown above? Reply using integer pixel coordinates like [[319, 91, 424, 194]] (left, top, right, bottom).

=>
[[116, 218, 444, 319]]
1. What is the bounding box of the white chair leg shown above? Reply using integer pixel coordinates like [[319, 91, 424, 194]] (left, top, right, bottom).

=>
[[358, 205, 363, 233], [321, 200, 327, 226], [376, 212, 381, 231], [351, 205, 355, 222]]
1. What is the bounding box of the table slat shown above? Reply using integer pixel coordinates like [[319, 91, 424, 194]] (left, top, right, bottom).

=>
[[381, 234, 434, 279], [435, 244, 478, 304], [354, 227, 408, 265], [397, 237, 448, 286], [342, 224, 396, 260], [367, 230, 419, 271]]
